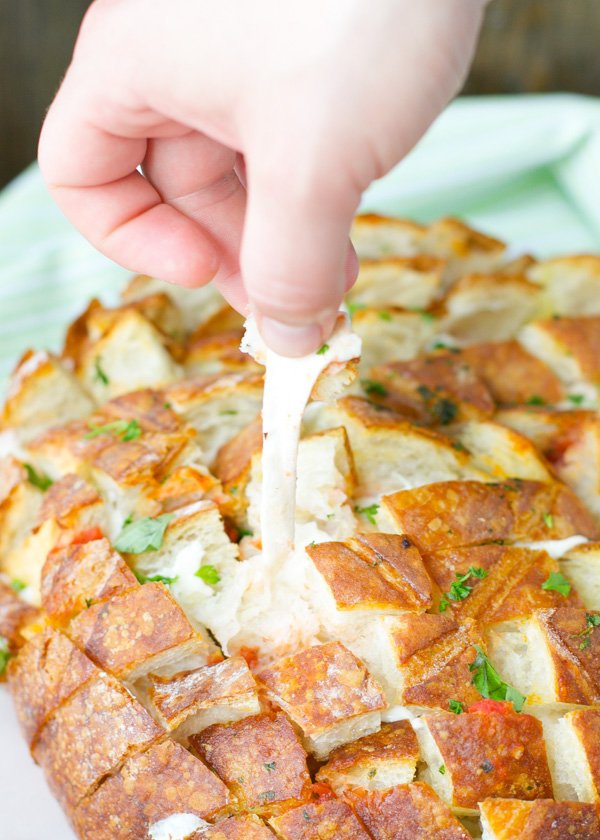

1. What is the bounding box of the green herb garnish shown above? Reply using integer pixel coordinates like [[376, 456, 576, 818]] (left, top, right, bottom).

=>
[[133, 570, 178, 585], [10, 579, 26, 594], [574, 613, 600, 650], [347, 301, 366, 318], [541, 571, 571, 597], [85, 419, 142, 442], [24, 463, 53, 491], [543, 512, 554, 529], [316, 344, 329, 356], [567, 394, 585, 406], [448, 699, 464, 714], [439, 566, 488, 612], [355, 503, 379, 526], [438, 765, 446, 775], [361, 379, 388, 397], [378, 310, 392, 321], [0, 637, 12, 676], [94, 357, 109, 386], [526, 395, 546, 406], [195, 565, 221, 585], [114, 513, 173, 553], [469, 645, 526, 712]]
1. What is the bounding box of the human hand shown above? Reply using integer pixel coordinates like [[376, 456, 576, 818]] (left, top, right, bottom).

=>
[[39, 0, 487, 355]]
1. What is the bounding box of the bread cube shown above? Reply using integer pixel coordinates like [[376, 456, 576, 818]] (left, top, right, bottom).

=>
[[519, 316, 600, 390], [316, 720, 419, 793], [185, 331, 262, 377], [533, 706, 600, 802], [68, 581, 205, 681], [351, 308, 437, 373], [460, 340, 564, 406], [341, 613, 483, 711], [165, 372, 263, 466], [73, 739, 229, 839], [190, 712, 312, 816], [560, 541, 600, 609], [421, 217, 506, 281], [367, 353, 495, 425], [479, 798, 600, 840], [257, 642, 386, 759], [0, 457, 44, 561], [33, 671, 163, 810], [486, 608, 600, 706], [414, 706, 552, 814], [145, 656, 260, 743], [41, 537, 137, 623], [383, 479, 600, 554], [350, 254, 445, 311], [527, 254, 600, 317], [307, 533, 432, 621], [121, 274, 228, 334], [7, 627, 98, 749], [346, 781, 471, 840], [351, 214, 426, 258], [268, 797, 371, 839], [34, 473, 105, 533], [1, 350, 95, 441], [441, 273, 541, 343]]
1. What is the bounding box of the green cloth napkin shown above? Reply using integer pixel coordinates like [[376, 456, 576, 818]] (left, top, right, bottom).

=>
[[1, 93, 600, 383]]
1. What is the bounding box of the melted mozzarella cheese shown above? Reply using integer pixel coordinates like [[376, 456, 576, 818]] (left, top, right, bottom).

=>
[[148, 813, 207, 839], [514, 534, 590, 559]]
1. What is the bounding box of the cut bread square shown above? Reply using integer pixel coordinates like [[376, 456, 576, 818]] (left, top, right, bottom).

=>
[[351, 307, 437, 373], [268, 797, 371, 839], [479, 798, 600, 840], [527, 254, 600, 317], [351, 214, 427, 258], [350, 254, 445, 310]]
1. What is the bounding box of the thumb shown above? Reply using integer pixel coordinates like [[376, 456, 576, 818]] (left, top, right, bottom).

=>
[[241, 151, 360, 356]]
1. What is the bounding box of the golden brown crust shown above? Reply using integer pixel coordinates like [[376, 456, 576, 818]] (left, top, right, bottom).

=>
[[316, 720, 418, 784], [422, 545, 581, 623], [257, 642, 386, 738], [147, 656, 258, 731], [73, 739, 230, 839], [190, 712, 312, 816], [197, 815, 275, 839], [535, 316, 600, 384], [34, 474, 101, 530], [346, 781, 471, 840], [461, 341, 564, 406], [268, 797, 371, 839], [568, 708, 600, 799], [383, 479, 600, 552], [68, 582, 196, 679], [307, 534, 432, 613], [368, 354, 495, 424], [480, 798, 600, 840], [214, 416, 263, 487], [425, 708, 552, 809], [537, 608, 600, 704], [0, 456, 26, 506], [33, 672, 164, 811], [0, 579, 39, 651], [8, 627, 98, 748], [102, 389, 183, 433], [148, 465, 222, 514], [41, 538, 138, 624]]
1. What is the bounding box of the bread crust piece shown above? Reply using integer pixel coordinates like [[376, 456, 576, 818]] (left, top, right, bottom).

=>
[[520, 315, 600, 386], [41, 537, 138, 624], [267, 797, 372, 839], [67, 582, 198, 681], [383, 479, 600, 553], [479, 798, 600, 840], [145, 656, 260, 737], [316, 720, 419, 793], [346, 781, 471, 840], [421, 707, 553, 811], [257, 642, 386, 758], [191, 814, 275, 839], [0, 579, 39, 653], [33, 671, 164, 812], [73, 739, 230, 839], [307, 533, 432, 614], [34, 473, 102, 530], [537, 607, 600, 704], [460, 341, 564, 406], [422, 545, 582, 624], [189, 712, 312, 817], [8, 627, 99, 749]]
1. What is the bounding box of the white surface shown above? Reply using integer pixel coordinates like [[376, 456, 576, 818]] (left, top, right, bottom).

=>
[[0, 686, 75, 839]]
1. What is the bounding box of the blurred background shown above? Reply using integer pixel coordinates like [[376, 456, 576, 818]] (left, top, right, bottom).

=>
[[1, 0, 599, 189]]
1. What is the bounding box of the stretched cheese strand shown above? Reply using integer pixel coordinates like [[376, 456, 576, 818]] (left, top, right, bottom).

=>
[[241, 315, 360, 567]]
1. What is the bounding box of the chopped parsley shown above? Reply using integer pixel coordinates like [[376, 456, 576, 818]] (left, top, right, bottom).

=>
[[438, 765, 446, 775], [195, 565, 221, 585], [114, 513, 173, 554], [439, 566, 488, 612], [85, 418, 142, 442], [567, 394, 585, 406], [264, 761, 276, 772], [316, 344, 330, 356], [355, 503, 379, 526], [481, 759, 494, 773], [163, 401, 173, 409], [10, 579, 26, 594], [469, 645, 526, 712], [133, 570, 178, 585], [84, 598, 93, 608], [0, 637, 12, 676], [238, 528, 254, 539], [259, 790, 276, 802], [451, 441, 468, 453], [24, 463, 53, 491], [432, 397, 458, 426], [448, 699, 464, 714], [541, 571, 571, 597], [93, 357, 109, 386], [347, 301, 366, 318], [413, 309, 436, 323], [543, 512, 554, 529], [574, 613, 600, 650], [361, 379, 388, 398], [367, 768, 377, 779], [220, 409, 238, 416], [378, 310, 392, 321], [526, 395, 546, 406]]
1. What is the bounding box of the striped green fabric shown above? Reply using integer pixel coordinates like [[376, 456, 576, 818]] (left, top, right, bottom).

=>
[[1, 94, 600, 385]]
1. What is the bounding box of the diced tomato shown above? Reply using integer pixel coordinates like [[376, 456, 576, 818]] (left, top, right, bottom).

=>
[[238, 646, 260, 670], [70, 527, 104, 545], [311, 782, 335, 800], [468, 699, 513, 715]]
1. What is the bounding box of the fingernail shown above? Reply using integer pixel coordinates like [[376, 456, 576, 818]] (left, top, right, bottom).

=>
[[259, 317, 323, 357]]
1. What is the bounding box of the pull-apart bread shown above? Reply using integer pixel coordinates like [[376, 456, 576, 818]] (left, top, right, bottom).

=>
[[2, 215, 600, 839]]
